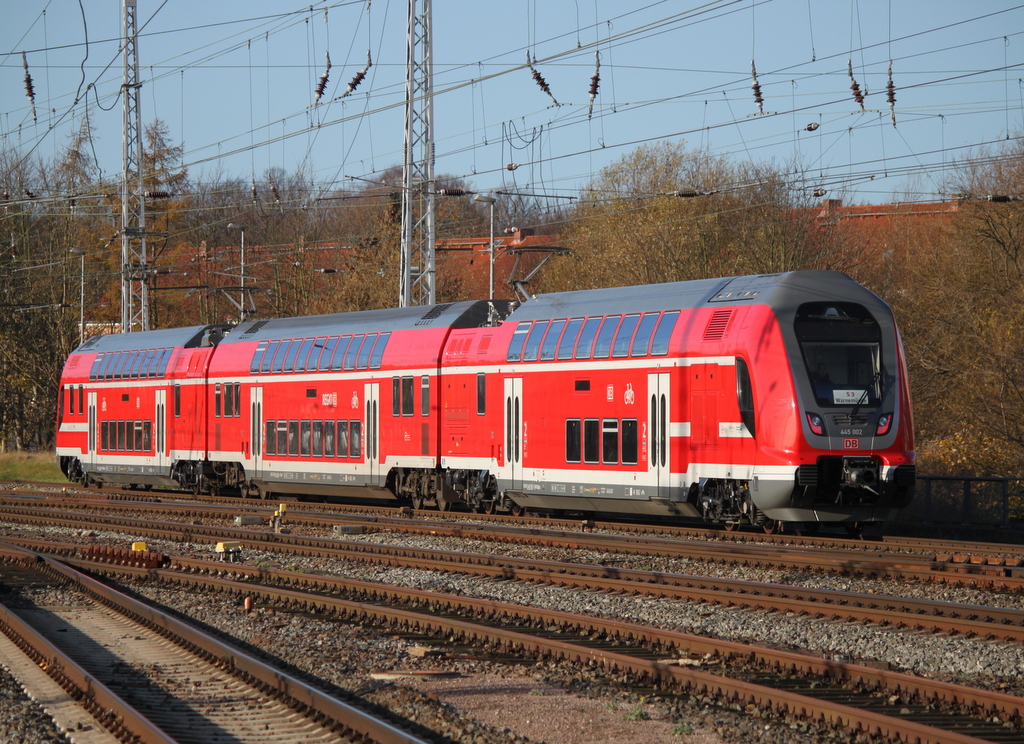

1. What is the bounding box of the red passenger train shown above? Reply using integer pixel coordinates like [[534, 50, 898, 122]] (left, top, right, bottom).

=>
[[55, 270, 915, 531]]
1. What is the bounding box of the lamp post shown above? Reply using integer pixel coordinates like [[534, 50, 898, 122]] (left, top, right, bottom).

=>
[[227, 223, 246, 321], [472, 194, 496, 299], [69, 248, 85, 346]]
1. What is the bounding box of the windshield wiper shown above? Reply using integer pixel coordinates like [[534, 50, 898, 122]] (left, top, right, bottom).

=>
[[850, 371, 881, 418]]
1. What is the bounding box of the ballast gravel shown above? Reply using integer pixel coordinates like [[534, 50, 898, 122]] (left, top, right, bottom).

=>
[[3, 518, 1024, 743]]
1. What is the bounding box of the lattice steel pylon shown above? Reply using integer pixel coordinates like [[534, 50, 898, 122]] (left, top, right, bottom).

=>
[[399, 0, 436, 307], [121, 0, 148, 331]]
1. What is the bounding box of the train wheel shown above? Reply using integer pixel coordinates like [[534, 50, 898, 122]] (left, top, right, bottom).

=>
[[510, 503, 525, 517], [412, 496, 424, 510], [723, 521, 738, 532], [762, 519, 781, 535], [483, 500, 496, 514], [437, 497, 450, 513]]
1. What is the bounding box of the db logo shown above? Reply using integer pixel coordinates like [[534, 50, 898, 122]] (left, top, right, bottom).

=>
[[843, 438, 860, 449]]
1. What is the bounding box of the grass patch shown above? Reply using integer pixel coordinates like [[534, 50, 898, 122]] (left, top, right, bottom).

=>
[[0, 451, 66, 483]]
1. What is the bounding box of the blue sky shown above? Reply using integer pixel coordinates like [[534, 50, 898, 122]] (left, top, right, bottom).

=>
[[2, 1, 1023, 206]]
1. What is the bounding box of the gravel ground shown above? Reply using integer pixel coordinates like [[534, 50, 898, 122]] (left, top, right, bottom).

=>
[[0, 660, 68, 744], [3, 518, 1024, 742]]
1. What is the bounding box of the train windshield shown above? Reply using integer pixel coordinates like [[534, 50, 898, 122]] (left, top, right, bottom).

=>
[[794, 302, 882, 407]]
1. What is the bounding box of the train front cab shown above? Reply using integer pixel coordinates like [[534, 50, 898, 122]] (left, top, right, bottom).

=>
[[752, 298, 915, 526]]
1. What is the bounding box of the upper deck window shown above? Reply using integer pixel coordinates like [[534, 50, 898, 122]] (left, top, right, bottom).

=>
[[556, 319, 584, 360], [592, 316, 622, 359], [574, 317, 602, 359], [650, 311, 679, 356], [630, 313, 660, 357], [522, 321, 549, 362], [540, 319, 566, 361], [369, 332, 390, 368], [612, 315, 640, 358], [506, 322, 531, 362], [250, 341, 269, 374]]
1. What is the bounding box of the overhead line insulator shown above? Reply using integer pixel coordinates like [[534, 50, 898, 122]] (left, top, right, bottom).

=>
[[886, 60, 897, 127], [847, 60, 866, 110], [588, 51, 601, 120], [338, 52, 372, 100], [751, 60, 764, 114], [526, 52, 559, 106], [22, 52, 36, 124], [315, 52, 332, 103]]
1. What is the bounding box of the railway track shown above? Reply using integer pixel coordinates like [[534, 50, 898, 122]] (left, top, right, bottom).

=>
[[4, 497, 1024, 592], [0, 545, 427, 744], [7, 540, 1024, 744]]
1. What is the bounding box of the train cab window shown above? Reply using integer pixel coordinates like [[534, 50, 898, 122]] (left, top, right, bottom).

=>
[[592, 316, 622, 359], [317, 337, 339, 371], [271, 341, 289, 373], [266, 421, 277, 455], [401, 377, 414, 415], [337, 420, 349, 457], [476, 373, 486, 415], [565, 419, 581, 463], [293, 338, 315, 372], [506, 322, 531, 362], [288, 420, 299, 456], [583, 419, 600, 463], [630, 313, 660, 357], [421, 376, 431, 416], [350, 421, 362, 458], [522, 321, 549, 362], [795, 303, 882, 407], [300, 420, 311, 456], [612, 315, 641, 358], [283, 340, 303, 372], [650, 311, 679, 356], [370, 332, 390, 369], [344, 335, 363, 370], [602, 419, 619, 464], [556, 318, 584, 360], [357, 333, 378, 370], [574, 317, 602, 359], [250, 341, 269, 374], [330, 336, 351, 370], [214, 384, 222, 417], [540, 319, 566, 361], [622, 419, 638, 465]]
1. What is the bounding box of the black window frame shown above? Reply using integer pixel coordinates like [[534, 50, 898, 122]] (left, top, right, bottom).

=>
[[622, 419, 638, 465], [583, 418, 600, 463], [476, 373, 486, 415], [565, 419, 582, 463]]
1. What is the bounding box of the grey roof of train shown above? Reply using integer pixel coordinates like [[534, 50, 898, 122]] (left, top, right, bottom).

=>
[[71, 271, 882, 353], [507, 270, 881, 321]]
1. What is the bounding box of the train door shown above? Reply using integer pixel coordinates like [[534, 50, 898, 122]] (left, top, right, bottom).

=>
[[87, 391, 97, 470], [647, 373, 670, 498], [249, 386, 263, 480], [155, 389, 168, 472], [503, 377, 523, 489], [364, 382, 380, 485]]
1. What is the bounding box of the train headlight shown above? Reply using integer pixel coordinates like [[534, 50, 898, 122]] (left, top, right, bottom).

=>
[[805, 412, 825, 436], [875, 413, 893, 436]]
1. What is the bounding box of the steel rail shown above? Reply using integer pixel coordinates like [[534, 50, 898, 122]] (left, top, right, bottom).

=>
[[4, 502, 1024, 593], [45, 548, 1024, 744], [0, 544, 428, 744], [11, 532, 1024, 644]]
